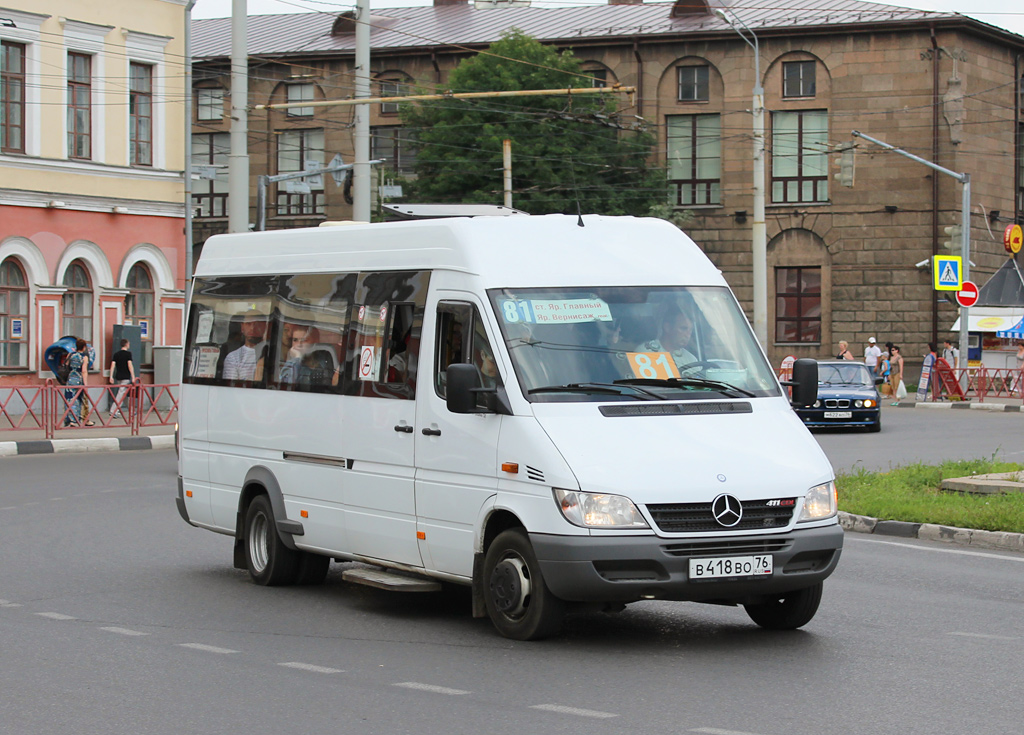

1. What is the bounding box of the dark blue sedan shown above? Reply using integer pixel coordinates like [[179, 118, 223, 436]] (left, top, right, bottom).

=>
[[795, 361, 883, 432]]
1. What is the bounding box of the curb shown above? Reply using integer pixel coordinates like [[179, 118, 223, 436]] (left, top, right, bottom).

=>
[[0, 434, 175, 458], [892, 401, 1021, 412], [838, 511, 1024, 553]]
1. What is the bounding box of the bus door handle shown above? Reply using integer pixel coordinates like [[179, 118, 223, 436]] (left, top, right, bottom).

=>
[[394, 424, 414, 434], [421, 427, 442, 437]]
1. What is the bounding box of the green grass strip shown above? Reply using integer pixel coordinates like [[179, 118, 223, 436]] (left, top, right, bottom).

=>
[[837, 458, 1024, 534]]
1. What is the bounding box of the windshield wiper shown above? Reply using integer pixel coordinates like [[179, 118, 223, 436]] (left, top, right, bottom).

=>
[[528, 382, 665, 400], [614, 377, 756, 398]]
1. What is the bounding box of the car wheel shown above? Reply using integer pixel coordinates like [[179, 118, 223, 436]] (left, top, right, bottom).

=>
[[743, 582, 823, 630], [868, 417, 881, 433], [483, 529, 565, 641], [244, 494, 300, 586]]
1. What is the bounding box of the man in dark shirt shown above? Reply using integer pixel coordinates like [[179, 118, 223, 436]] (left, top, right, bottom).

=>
[[108, 339, 136, 419]]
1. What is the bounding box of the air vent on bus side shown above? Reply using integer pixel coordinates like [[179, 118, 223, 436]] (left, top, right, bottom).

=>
[[525, 465, 546, 483]]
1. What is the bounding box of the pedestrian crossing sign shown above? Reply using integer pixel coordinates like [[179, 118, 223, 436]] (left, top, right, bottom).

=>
[[933, 255, 962, 291]]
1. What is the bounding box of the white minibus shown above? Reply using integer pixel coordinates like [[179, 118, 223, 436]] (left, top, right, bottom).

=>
[[176, 213, 841, 640]]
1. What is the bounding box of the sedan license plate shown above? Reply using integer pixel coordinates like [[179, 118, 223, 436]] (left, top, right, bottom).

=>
[[689, 555, 773, 579], [824, 411, 852, 419]]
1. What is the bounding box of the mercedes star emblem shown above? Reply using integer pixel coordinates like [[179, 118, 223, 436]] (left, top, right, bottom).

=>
[[711, 493, 742, 527]]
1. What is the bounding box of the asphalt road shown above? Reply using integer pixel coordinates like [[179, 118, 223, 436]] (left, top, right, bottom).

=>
[[1, 410, 1022, 735]]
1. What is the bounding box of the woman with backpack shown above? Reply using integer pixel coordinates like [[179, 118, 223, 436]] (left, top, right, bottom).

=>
[[64, 338, 92, 427]]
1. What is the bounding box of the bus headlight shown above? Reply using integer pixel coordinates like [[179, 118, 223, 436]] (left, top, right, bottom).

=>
[[554, 488, 649, 528], [799, 481, 837, 521]]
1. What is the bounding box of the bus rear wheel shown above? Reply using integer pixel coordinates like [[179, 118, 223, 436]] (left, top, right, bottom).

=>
[[244, 494, 300, 586], [483, 529, 565, 641]]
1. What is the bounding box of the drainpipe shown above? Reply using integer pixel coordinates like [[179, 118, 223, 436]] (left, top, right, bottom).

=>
[[184, 0, 196, 288], [930, 27, 940, 348]]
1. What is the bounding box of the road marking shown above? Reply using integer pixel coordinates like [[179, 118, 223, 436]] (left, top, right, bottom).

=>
[[691, 729, 766, 735], [0, 507, 16, 511], [0, 599, 22, 607], [393, 682, 470, 696], [948, 631, 1019, 641], [100, 627, 149, 637], [278, 662, 343, 674], [847, 536, 1024, 563], [530, 704, 618, 719], [36, 612, 76, 620], [50, 497, 65, 502], [178, 643, 239, 654]]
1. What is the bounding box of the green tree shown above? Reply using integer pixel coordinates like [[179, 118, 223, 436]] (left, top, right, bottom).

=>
[[401, 30, 663, 215]]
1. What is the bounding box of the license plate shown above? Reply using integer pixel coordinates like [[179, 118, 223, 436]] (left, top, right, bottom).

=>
[[689, 555, 773, 579], [824, 411, 852, 419]]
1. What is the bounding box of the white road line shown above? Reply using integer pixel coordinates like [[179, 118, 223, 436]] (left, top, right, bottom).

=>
[[0, 507, 16, 511], [36, 612, 76, 620], [0, 599, 22, 607], [691, 729, 766, 735], [530, 704, 618, 719], [393, 682, 470, 696], [278, 662, 343, 674], [178, 643, 239, 654], [948, 631, 1020, 641], [847, 536, 1024, 562], [50, 497, 65, 502], [100, 627, 149, 637]]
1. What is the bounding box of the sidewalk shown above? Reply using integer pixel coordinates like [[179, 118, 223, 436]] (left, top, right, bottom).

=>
[[889, 395, 1022, 412], [0, 423, 175, 457]]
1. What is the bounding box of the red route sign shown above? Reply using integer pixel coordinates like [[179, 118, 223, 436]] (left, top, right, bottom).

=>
[[955, 280, 979, 308]]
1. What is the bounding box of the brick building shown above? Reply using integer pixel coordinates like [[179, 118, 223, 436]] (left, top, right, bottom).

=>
[[191, 0, 1024, 369]]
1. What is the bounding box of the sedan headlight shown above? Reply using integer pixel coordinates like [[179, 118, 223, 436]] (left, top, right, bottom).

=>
[[799, 480, 838, 522], [863, 398, 876, 408], [813, 400, 821, 408], [554, 488, 649, 528], [854, 399, 864, 408]]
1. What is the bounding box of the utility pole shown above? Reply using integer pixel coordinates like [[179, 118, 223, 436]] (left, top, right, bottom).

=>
[[352, 0, 371, 221], [851, 130, 971, 374], [502, 139, 512, 208], [227, 0, 249, 233]]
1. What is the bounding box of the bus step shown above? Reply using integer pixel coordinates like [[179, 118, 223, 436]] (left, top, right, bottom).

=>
[[342, 567, 442, 593]]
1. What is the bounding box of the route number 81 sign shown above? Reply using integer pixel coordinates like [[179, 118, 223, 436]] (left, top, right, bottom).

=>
[[626, 352, 681, 380]]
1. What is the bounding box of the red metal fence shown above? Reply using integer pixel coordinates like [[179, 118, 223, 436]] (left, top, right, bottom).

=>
[[0, 380, 178, 439], [930, 367, 1024, 403]]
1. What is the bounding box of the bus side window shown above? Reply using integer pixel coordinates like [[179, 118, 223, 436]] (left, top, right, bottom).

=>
[[434, 302, 472, 399]]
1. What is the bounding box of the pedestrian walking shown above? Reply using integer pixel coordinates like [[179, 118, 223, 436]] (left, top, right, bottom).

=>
[[942, 339, 960, 370], [864, 337, 882, 374], [889, 345, 905, 404], [108, 338, 136, 419], [64, 338, 90, 426], [836, 340, 854, 360]]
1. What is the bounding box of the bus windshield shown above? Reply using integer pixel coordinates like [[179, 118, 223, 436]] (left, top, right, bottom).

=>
[[487, 286, 781, 402]]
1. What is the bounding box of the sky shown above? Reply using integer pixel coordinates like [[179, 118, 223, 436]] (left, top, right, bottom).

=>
[[191, 0, 1024, 38]]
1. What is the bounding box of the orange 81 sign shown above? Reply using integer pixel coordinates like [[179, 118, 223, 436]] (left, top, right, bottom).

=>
[[1005, 224, 1023, 255]]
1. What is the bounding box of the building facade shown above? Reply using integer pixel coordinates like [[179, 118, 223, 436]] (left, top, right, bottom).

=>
[[191, 0, 1024, 369], [0, 0, 188, 387]]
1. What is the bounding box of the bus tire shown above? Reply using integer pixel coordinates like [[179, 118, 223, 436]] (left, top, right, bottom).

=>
[[244, 494, 300, 586], [295, 552, 331, 585], [743, 582, 823, 630], [483, 529, 565, 641]]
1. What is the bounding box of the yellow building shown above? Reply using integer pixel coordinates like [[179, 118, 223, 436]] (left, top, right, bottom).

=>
[[0, 0, 188, 385]]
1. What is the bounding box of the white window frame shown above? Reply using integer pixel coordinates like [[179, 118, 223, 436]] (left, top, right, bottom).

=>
[[286, 83, 315, 117], [0, 9, 46, 158], [62, 19, 111, 163], [196, 87, 225, 121], [123, 30, 170, 170]]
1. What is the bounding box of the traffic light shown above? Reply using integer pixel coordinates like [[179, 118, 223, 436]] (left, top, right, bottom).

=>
[[833, 142, 855, 188], [944, 224, 962, 250]]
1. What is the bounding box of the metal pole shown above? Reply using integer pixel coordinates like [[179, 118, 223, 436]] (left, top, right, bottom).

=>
[[752, 80, 767, 350], [184, 0, 196, 285], [227, 0, 249, 233], [503, 139, 512, 208], [256, 175, 266, 231], [353, 0, 370, 222], [959, 174, 970, 373]]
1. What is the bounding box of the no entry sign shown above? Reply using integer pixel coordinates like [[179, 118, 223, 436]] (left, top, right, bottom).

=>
[[955, 280, 979, 308]]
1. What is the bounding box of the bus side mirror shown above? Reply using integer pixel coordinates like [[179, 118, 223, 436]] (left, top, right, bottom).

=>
[[446, 363, 485, 414], [790, 358, 818, 408]]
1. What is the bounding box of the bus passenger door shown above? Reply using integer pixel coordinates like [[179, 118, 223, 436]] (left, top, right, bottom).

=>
[[415, 298, 502, 577]]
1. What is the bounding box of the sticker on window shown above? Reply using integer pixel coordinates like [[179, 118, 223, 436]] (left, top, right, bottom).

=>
[[626, 352, 681, 380], [500, 298, 613, 324], [188, 346, 220, 379]]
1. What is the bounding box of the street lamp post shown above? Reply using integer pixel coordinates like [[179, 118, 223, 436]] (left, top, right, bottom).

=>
[[714, 9, 768, 350]]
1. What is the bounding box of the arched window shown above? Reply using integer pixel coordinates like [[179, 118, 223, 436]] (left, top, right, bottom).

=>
[[0, 258, 29, 368], [126, 263, 154, 365], [62, 260, 92, 341]]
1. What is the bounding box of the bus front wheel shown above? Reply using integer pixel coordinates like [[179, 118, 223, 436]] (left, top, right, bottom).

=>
[[483, 529, 565, 641]]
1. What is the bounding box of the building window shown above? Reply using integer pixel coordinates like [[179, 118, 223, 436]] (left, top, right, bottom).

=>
[[772, 110, 828, 204], [666, 114, 720, 206], [1, 41, 26, 154], [585, 68, 607, 88], [378, 79, 406, 114], [67, 52, 92, 160], [775, 266, 821, 343], [129, 62, 153, 166], [783, 61, 816, 98], [192, 132, 229, 218], [286, 83, 315, 117], [677, 65, 709, 102], [196, 87, 225, 121], [0, 259, 29, 369], [126, 263, 154, 366], [276, 128, 325, 216], [1018, 122, 1024, 217], [62, 261, 93, 341], [371, 126, 417, 175]]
